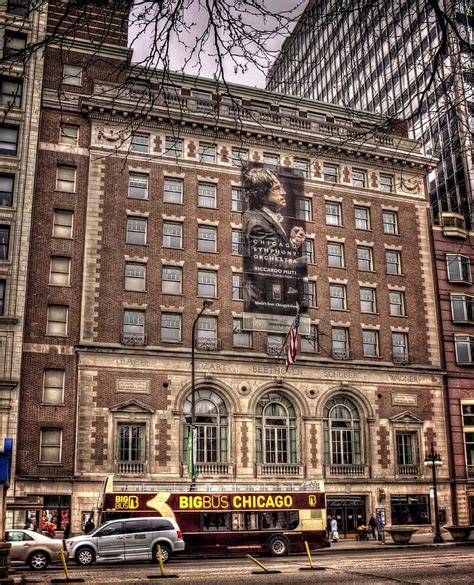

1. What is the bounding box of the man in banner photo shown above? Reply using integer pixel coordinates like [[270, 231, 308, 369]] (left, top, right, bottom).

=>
[[242, 166, 308, 316]]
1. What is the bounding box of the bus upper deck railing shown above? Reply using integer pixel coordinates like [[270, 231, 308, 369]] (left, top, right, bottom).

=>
[[110, 480, 324, 493]]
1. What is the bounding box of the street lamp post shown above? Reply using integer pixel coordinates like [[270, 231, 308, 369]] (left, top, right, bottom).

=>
[[424, 443, 443, 543], [190, 299, 213, 490]]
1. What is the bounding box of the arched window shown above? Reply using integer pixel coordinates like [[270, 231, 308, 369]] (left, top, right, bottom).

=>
[[323, 396, 361, 465], [183, 389, 228, 463], [256, 392, 297, 464]]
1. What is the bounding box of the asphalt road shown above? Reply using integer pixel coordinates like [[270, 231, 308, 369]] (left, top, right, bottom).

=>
[[15, 545, 474, 585]]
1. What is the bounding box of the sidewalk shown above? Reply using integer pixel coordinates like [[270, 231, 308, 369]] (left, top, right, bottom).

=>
[[320, 530, 474, 553]]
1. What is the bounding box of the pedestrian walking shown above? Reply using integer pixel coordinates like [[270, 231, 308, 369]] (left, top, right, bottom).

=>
[[84, 515, 95, 534], [326, 515, 332, 541], [368, 513, 377, 539], [330, 516, 339, 542]]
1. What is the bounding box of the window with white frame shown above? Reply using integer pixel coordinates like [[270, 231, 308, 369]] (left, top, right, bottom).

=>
[[357, 246, 373, 271], [0, 77, 22, 107], [293, 158, 309, 177], [446, 255, 472, 283], [323, 395, 361, 465], [263, 152, 279, 166], [389, 290, 405, 316], [125, 263, 146, 292], [325, 201, 342, 225], [303, 281, 316, 307], [127, 217, 147, 245], [304, 238, 314, 263], [386, 250, 402, 275], [197, 315, 217, 348], [163, 177, 183, 204], [162, 266, 182, 295], [62, 64, 82, 86], [380, 174, 394, 192], [128, 172, 148, 199], [232, 273, 243, 300], [383, 210, 398, 234], [360, 287, 376, 313], [46, 305, 68, 336], [461, 403, 474, 476], [231, 147, 248, 167], [118, 424, 144, 465], [450, 294, 474, 323], [161, 312, 182, 342], [0, 125, 18, 155], [0, 225, 9, 261], [164, 136, 183, 157], [301, 324, 318, 353], [43, 370, 65, 405], [231, 229, 243, 255], [198, 225, 217, 252], [40, 429, 62, 464], [0, 174, 14, 207], [233, 318, 252, 347], [454, 335, 474, 365], [267, 333, 284, 355], [49, 257, 71, 286], [123, 310, 145, 342], [331, 327, 349, 356], [330, 284, 347, 310], [56, 165, 76, 193], [198, 182, 217, 208], [296, 197, 312, 221], [323, 164, 338, 183], [355, 206, 370, 230], [362, 329, 379, 357], [4, 31, 27, 58], [53, 210, 73, 239], [396, 432, 417, 466], [231, 187, 243, 212], [199, 142, 216, 163], [198, 270, 217, 297], [392, 332, 409, 361], [162, 221, 182, 248], [59, 124, 79, 146], [130, 133, 149, 153], [352, 169, 367, 188], [256, 392, 298, 464], [328, 242, 344, 267]]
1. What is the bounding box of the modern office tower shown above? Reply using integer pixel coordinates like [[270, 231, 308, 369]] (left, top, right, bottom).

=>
[[266, 0, 474, 526]]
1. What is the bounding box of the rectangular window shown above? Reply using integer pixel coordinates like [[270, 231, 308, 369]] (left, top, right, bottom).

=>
[[118, 424, 144, 463], [0, 225, 10, 261], [396, 433, 415, 465], [293, 158, 309, 177], [4, 32, 27, 58], [332, 327, 349, 357], [161, 312, 182, 342], [362, 329, 379, 357], [232, 230, 243, 255], [303, 281, 316, 307], [46, 305, 68, 336], [386, 250, 402, 275], [0, 175, 14, 207], [389, 290, 405, 316], [123, 310, 145, 342], [56, 165, 76, 193], [360, 287, 376, 313], [125, 263, 146, 292], [391, 495, 430, 525], [198, 270, 217, 297], [304, 239, 314, 263], [128, 172, 148, 199], [330, 284, 347, 310], [0, 77, 22, 107], [380, 174, 394, 192], [163, 178, 183, 204], [232, 273, 243, 300], [199, 143, 216, 163], [461, 404, 474, 477], [162, 222, 182, 248], [198, 182, 216, 208], [323, 164, 338, 183], [49, 257, 71, 286], [383, 210, 398, 234], [267, 333, 284, 355], [0, 125, 18, 155], [0, 280, 5, 316], [233, 318, 251, 347], [325, 201, 342, 225], [40, 429, 62, 464], [7, 0, 29, 18], [355, 206, 370, 230], [450, 294, 474, 323], [231, 147, 248, 167], [353, 169, 367, 188], [263, 152, 279, 166], [301, 324, 318, 353], [130, 133, 149, 153], [231, 187, 243, 212], [454, 336, 474, 365], [162, 266, 182, 295], [197, 316, 218, 348], [127, 217, 147, 245], [164, 136, 183, 158], [62, 64, 82, 86], [392, 332, 409, 362], [296, 197, 312, 221], [328, 242, 344, 268], [43, 370, 65, 405], [446, 255, 472, 283], [59, 124, 79, 145], [357, 246, 373, 271], [53, 210, 73, 238], [198, 226, 217, 252]]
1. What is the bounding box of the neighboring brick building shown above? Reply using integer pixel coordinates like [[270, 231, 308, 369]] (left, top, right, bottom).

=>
[[10, 2, 450, 537]]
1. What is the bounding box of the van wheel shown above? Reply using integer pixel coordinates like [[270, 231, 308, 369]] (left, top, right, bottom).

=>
[[268, 535, 289, 556], [76, 546, 95, 566], [28, 551, 50, 570], [152, 543, 171, 563]]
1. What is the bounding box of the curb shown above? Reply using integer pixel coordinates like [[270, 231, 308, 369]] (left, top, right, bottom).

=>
[[316, 540, 474, 555]]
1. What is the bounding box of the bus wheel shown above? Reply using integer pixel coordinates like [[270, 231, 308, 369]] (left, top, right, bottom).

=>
[[152, 543, 171, 563], [268, 535, 289, 556]]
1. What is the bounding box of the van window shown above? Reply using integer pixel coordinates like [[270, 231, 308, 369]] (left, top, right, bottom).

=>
[[150, 518, 174, 531], [123, 520, 150, 534], [96, 522, 123, 537]]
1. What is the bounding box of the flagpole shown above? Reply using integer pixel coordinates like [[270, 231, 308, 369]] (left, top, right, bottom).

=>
[[276, 302, 300, 362]]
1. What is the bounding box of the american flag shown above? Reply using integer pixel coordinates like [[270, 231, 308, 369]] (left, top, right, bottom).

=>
[[285, 309, 301, 371]]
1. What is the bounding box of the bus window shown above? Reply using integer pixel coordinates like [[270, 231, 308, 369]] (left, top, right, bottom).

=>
[[202, 513, 231, 531], [260, 511, 299, 530], [232, 512, 258, 530]]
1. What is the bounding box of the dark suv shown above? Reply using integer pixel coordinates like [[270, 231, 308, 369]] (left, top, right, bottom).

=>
[[66, 517, 184, 565]]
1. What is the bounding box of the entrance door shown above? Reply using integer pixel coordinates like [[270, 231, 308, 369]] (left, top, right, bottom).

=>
[[326, 496, 366, 538]]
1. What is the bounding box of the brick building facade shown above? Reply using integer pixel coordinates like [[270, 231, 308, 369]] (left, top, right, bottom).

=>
[[9, 2, 452, 536]]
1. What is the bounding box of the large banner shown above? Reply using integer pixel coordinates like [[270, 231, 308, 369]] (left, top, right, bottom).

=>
[[242, 164, 310, 334]]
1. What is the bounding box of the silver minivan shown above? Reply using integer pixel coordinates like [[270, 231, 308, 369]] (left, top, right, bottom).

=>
[[66, 517, 184, 565]]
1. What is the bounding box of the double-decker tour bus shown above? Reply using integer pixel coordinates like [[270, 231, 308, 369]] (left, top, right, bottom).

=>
[[99, 481, 327, 556]]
